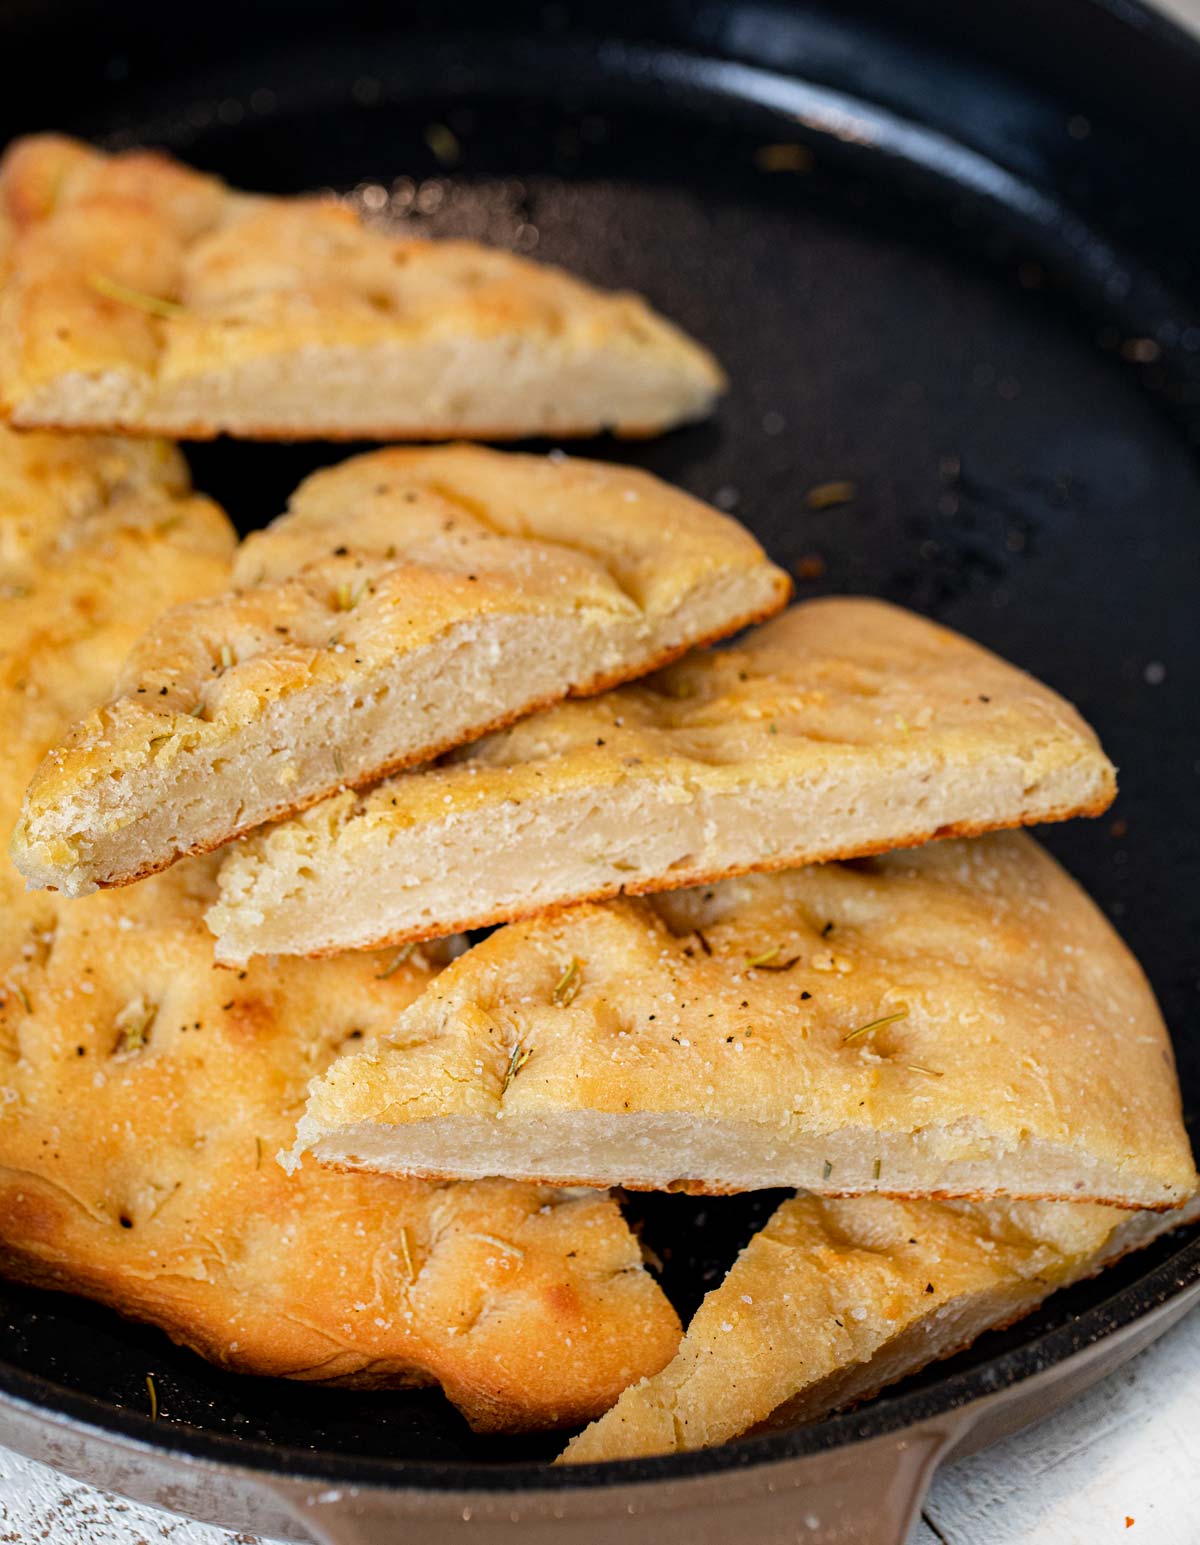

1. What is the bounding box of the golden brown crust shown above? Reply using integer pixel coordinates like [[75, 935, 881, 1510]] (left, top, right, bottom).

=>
[[0, 416, 702, 444], [319, 1165, 1171, 1210], [13, 444, 789, 895], [46, 582, 791, 895], [0, 424, 680, 1431], [299, 835, 1197, 1209], [210, 597, 1114, 962], [559, 1192, 1198, 1461], [255, 791, 1115, 961], [0, 135, 725, 441]]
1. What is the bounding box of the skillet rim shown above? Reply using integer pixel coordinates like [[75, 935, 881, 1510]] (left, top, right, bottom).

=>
[[0, 0, 1198, 1492]]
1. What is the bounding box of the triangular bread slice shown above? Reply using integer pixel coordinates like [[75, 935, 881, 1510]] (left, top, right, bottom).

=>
[[12, 444, 789, 896], [0, 134, 724, 440], [560, 1190, 1199, 1461], [293, 834, 1197, 1210], [0, 423, 679, 1433], [209, 599, 1116, 963]]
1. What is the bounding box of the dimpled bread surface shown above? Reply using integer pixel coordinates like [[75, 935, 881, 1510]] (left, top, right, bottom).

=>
[[0, 425, 680, 1431], [0, 134, 724, 440]]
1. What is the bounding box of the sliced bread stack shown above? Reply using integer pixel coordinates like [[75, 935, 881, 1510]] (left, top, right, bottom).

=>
[[11, 432, 1195, 1457], [2, 133, 1194, 1456]]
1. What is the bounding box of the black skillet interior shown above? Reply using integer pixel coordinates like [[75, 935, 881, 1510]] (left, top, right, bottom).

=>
[[0, 0, 1198, 1485]]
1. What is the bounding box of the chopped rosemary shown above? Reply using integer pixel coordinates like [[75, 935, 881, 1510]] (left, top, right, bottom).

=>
[[145, 1372, 158, 1421], [334, 579, 368, 612], [822, 1159, 833, 1179], [754, 955, 800, 972], [424, 123, 461, 167], [841, 1006, 909, 1045], [906, 1062, 944, 1079], [754, 143, 814, 174], [333, 747, 345, 777], [471, 1233, 525, 1260], [89, 274, 184, 319], [14, 985, 30, 1014], [551, 957, 582, 1006], [744, 946, 781, 968], [219, 643, 234, 670], [501, 1041, 532, 1096], [255, 1136, 263, 1170], [377, 942, 415, 979], [398, 1224, 416, 1282], [113, 999, 157, 1060], [805, 480, 857, 511], [694, 929, 713, 957], [872, 1157, 882, 1180]]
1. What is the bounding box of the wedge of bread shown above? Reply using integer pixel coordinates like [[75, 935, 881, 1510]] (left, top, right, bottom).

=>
[[560, 1191, 1199, 1461], [209, 599, 1116, 963], [11, 444, 790, 896], [0, 134, 724, 440], [294, 834, 1197, 1210], [0, 423, 681, 1433]]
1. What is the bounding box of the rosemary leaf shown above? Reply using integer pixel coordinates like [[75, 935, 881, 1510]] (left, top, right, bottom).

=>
[[377, 942, 415, 979], [89, 273, 184, 319], [113, 999, 158, 1060], [398, 1224, 416, 1282], [501, 1041, 532, 1097], [470, 1232, 525, 1261], [842, 1006, 909, 1045], [551, 957, 582, 1006], [805, 480, 856, 511]]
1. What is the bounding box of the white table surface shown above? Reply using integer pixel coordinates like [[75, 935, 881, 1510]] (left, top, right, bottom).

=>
[[4, 0, 1200, 1538], [1, 1302, 1198, 1544]]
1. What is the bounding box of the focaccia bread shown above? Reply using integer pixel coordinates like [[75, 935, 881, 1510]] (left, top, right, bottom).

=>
[[0, 866, 679, 1431], [294, 834, 1197, 1210], [12, 444, 789, 896], [0, 427, 680, 1432], [209, 599, 1116, 963], [560, 1191, 1199, 1461], [0, 427, 233, 826], [0, 134, 724, 440]]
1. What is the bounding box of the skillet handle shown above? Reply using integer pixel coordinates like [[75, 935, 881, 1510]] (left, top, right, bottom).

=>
[[277, 1422, 960, 1545]]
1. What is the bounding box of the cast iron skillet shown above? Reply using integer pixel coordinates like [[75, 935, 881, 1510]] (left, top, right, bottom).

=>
[[0, 1, 1197, 1539]]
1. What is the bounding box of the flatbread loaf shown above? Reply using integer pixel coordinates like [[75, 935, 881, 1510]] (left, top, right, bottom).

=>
[[295, 835, 1197, 1210], [12, 443, 789, 896], [209, 599, 1116, 963], [0, 426, 680, 1432], [560, 1190, 1199, 1461], [0, 134, 724, 440]]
